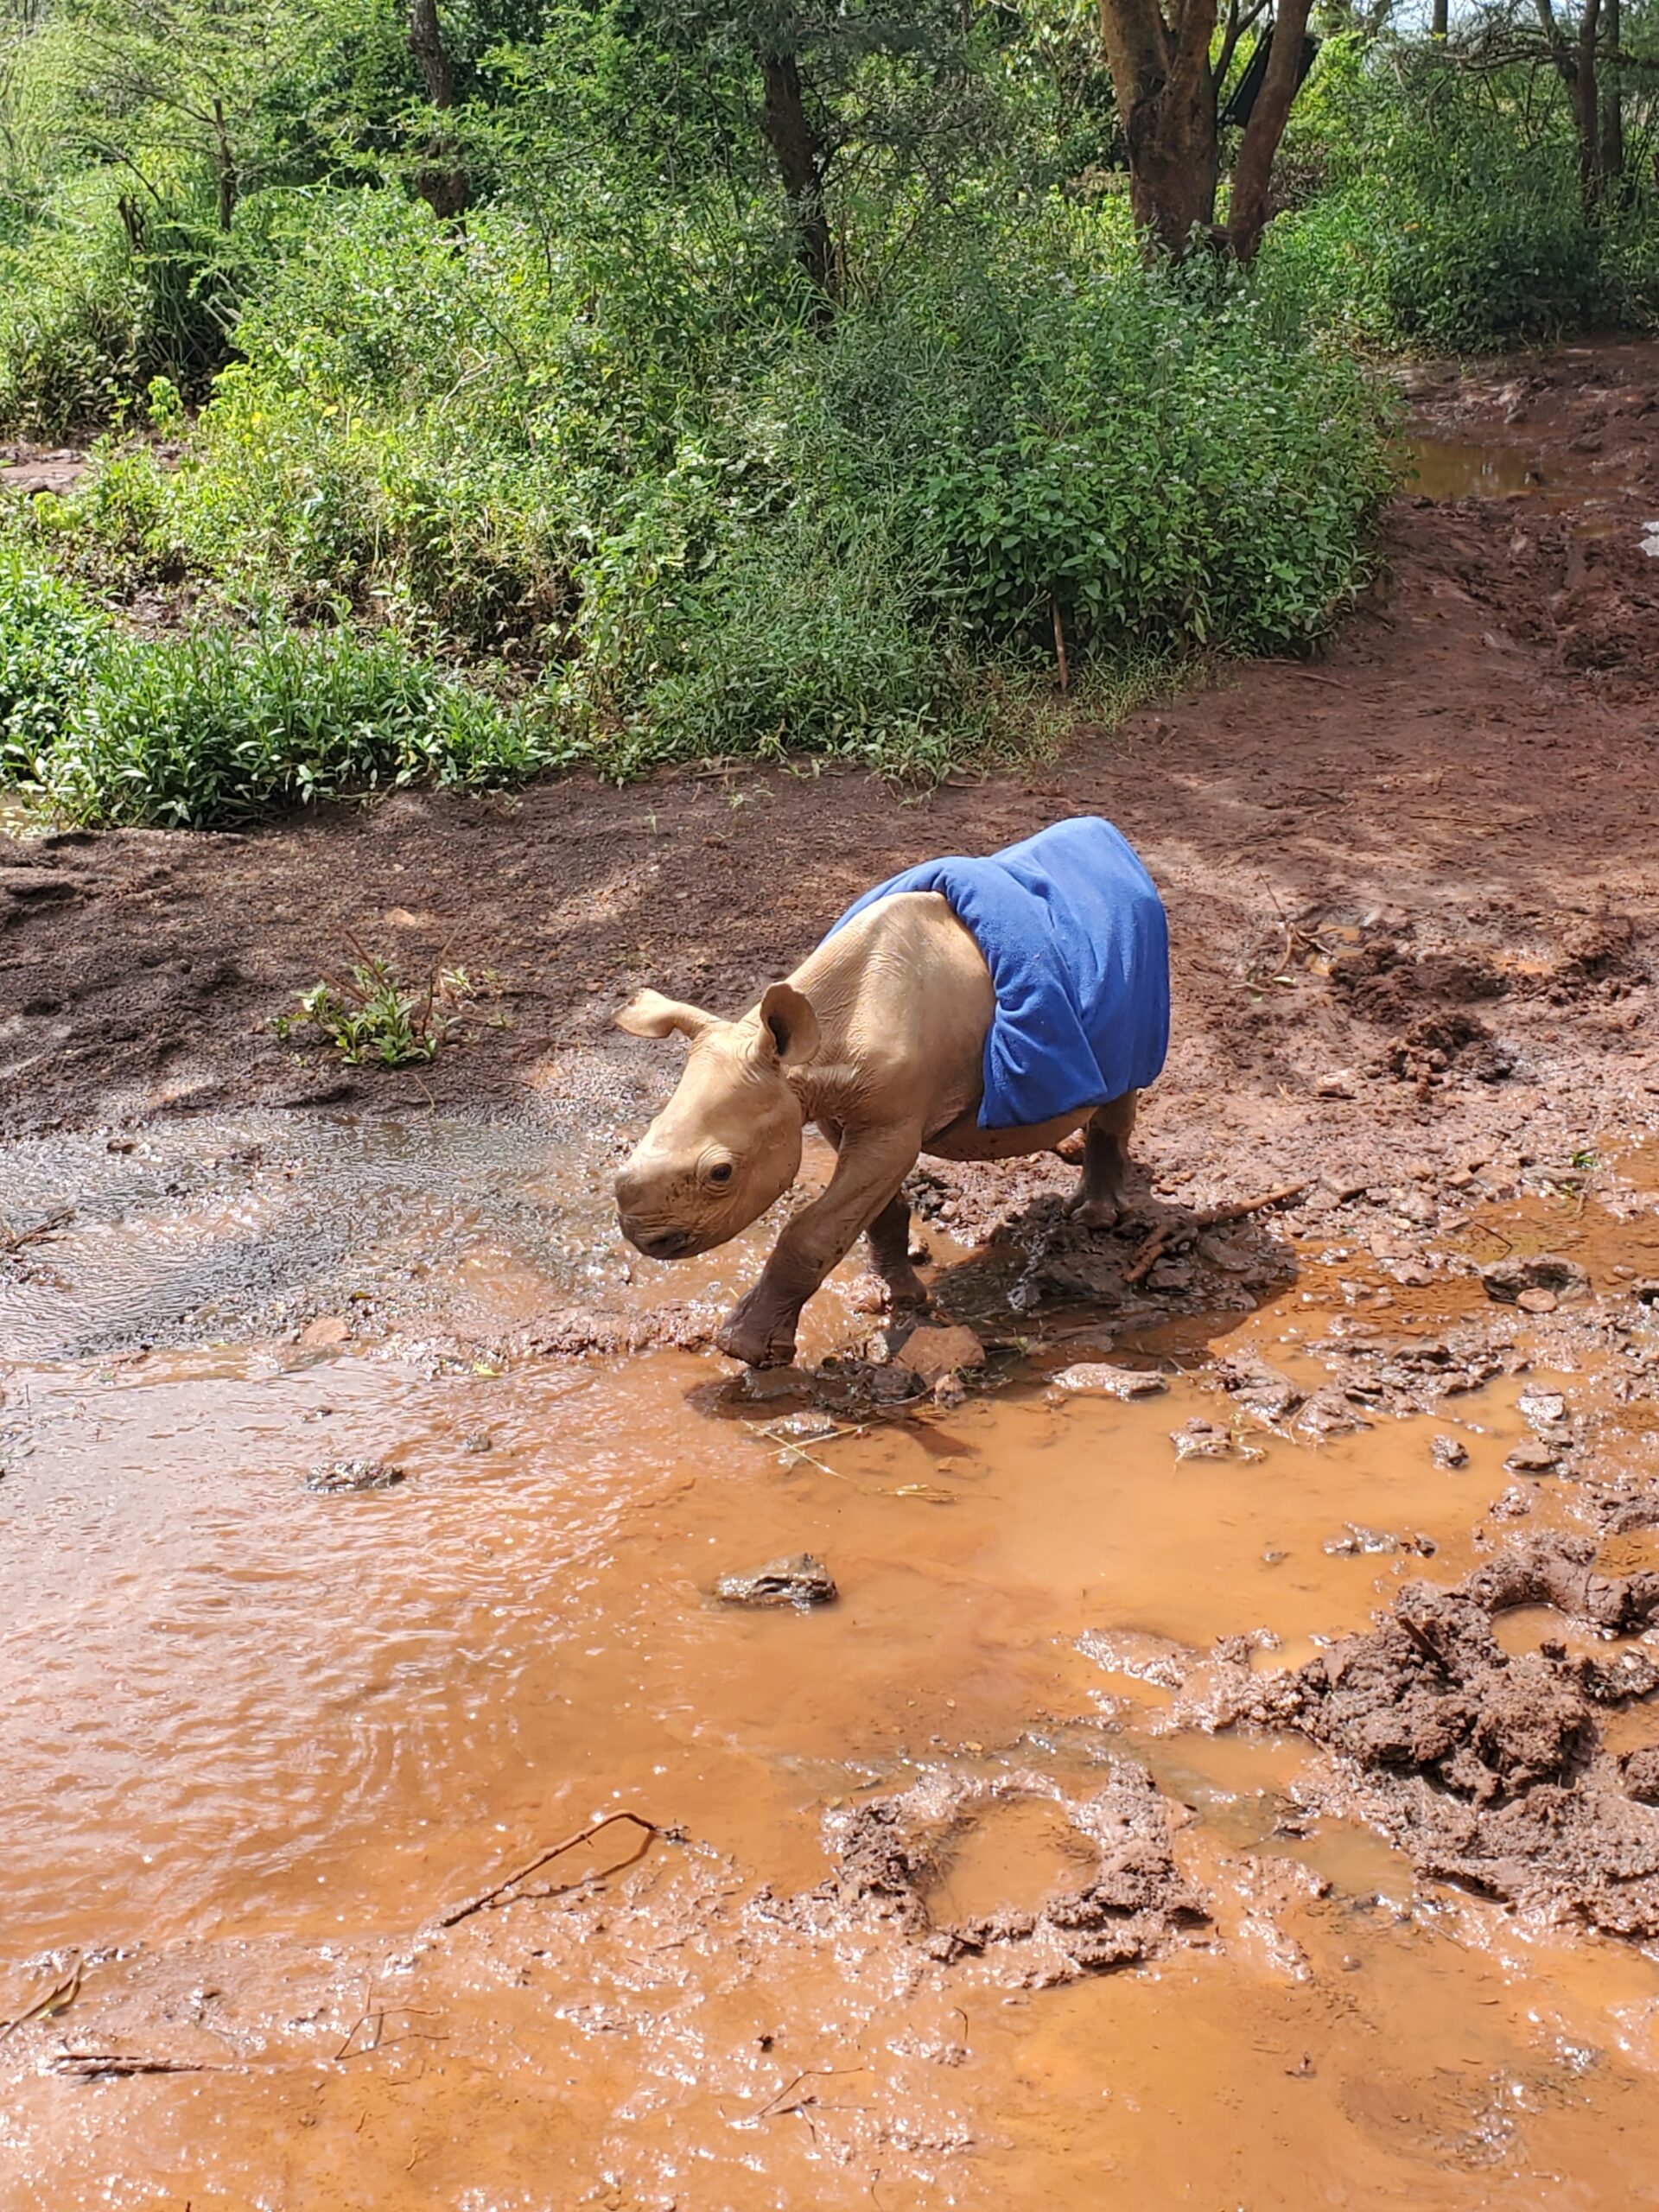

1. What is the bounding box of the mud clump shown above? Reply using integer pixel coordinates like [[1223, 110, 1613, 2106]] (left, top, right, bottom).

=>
[[514, 1303, 716, 1357], [1329, 938, 1509, 1030], [805, 1766, 1209, 1984], [714, 1553, 837, 1609], [1385, 1010, 1513, 1087], [305, 1458, 405, 1494], [1480, 1255, 1591, 1306], [1211, 1537, 1659, 1936], [1555, 912, 1645, 994]]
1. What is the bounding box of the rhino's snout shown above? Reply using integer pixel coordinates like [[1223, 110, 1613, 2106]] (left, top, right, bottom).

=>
[[627, 1221, 691, 1261]]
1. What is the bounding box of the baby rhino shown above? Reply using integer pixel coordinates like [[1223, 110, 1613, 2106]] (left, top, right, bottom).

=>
[[613, 817, 1169, 1369]]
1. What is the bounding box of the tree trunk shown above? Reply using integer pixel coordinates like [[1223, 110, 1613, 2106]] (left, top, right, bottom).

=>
[[1226, 0, 1315, 259], [757, 50, 836, 312], [1430, 0, 1447, 37], [1600, 0, 1624, 195], [1097, 0, 1219, 257], [409, 0, 470, 223], [1575, 0, 1603, 211], [211, 97, 237, 232]]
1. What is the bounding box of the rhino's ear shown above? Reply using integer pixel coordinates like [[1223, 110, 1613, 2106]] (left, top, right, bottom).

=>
[[615, 988, 715, 1041], [756, 982, 821, 1069]]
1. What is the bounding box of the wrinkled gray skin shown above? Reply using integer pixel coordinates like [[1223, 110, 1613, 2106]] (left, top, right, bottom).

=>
[[614, 890, 1139, 1368]]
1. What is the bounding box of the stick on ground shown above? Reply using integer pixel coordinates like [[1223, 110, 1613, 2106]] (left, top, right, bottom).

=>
[[1124, 1182, 1309, 1287], [434, 1810, 658, 1930]]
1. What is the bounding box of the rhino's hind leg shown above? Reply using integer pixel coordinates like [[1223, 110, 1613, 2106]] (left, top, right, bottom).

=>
[[1064, 1091, 1138, 1230], [864, 1191, 929, 1308]]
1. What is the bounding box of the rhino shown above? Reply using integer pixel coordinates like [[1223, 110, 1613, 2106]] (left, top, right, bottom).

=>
[[613, 820, 1169, 1370]]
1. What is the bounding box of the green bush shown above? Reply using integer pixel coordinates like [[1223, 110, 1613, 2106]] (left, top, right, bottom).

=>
[[1268, 43, 1659, 353], [36, 625, 563, 828], [0, 175, 253, 441], [90, 194, 1388, 766], [0, 550, 112, 779]]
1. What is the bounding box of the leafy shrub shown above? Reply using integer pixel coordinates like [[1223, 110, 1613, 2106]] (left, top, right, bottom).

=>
[[861, 245, 1394, 654], [275, 954, 476, 1065], [39, 626, 563, 828], [0, 175, 255, 440], [0, 550, 111, 779], [1268, 44, 1659, 352], [613, 505, 981, 780]]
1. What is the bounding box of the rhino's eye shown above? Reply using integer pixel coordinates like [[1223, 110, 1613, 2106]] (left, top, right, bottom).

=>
[[708, 1161, 734, 1185]]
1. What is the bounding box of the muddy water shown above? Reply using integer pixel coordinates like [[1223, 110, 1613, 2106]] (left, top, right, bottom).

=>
[[4, 1118, 1659, 2208], [1407, 435, 1544, 500]]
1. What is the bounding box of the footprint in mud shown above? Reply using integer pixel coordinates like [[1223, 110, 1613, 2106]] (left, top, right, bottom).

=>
[[795, 1766, 1210, 1984]]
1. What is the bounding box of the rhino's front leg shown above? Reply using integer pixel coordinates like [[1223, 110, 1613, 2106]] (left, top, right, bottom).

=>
[[717, 1122, 925, 1367]]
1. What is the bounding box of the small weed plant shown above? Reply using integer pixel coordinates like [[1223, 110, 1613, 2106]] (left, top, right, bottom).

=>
[[275, 952, 477, 1067]]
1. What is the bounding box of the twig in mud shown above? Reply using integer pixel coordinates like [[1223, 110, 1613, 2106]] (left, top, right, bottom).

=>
[[53, 2051, 219, 2078], [1123, 1183, 1309, 1287], [747, 2064, 868, 2126], [0, 1208, 72, 1257], [0, 1955, 82, 2042], [747, 1417, 866, 1484], [1262, 660, 1347, 691], [333, 2009, 385, 2063], [434, 1810, 658, 1930]]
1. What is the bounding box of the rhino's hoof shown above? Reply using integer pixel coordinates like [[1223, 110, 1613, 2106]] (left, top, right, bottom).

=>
[[1065, 1194, 1122, 1231], [716, 1313, 798, 1369]]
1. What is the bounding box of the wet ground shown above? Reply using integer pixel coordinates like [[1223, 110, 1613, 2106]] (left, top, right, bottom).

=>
[[3, 1106, 1659, 2208], [3, 341, 1659, 2206]]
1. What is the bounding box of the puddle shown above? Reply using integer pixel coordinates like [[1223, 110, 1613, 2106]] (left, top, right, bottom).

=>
[[1405, 437, 1542, 500], [5, 1109, 1659, 2207]]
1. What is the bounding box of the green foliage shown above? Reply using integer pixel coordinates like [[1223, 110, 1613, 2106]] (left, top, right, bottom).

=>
[[0, 550, 112, 779], [0, 175, 257, 438], [275, 955, 476, 1065], [1269, 40, 1659, 352], [14, 189, 1387, 790], [15, 0, 1574, 809], [869, 241, 1393, 653], [35, 624, 562, 828]]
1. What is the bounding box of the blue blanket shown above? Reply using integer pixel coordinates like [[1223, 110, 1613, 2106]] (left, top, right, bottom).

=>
[[830, 817, 1169, 1131]]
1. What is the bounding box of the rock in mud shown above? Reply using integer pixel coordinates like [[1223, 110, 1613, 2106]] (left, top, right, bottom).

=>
[[896, 1325, 986, 1389], [1432, 1434, 1471, 1469], [1294, 1389, 1375, 1443], [1203, 1536, 1659, 1937], [714, 1553, 837, 1609], [1518, 1392, 1567, 1427], [1504, 1440, 1565, 1477], [810, 1765, 1208, 1982], [1215, 1353, 1303, 1425], [1172, 1418, 1232, 1461], [1481, 1255, 1590, 1306], [1051, 1362, 1167, 1400], [1323, 1523, 1406, 1557], [305, 1458, 405, 1494]]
